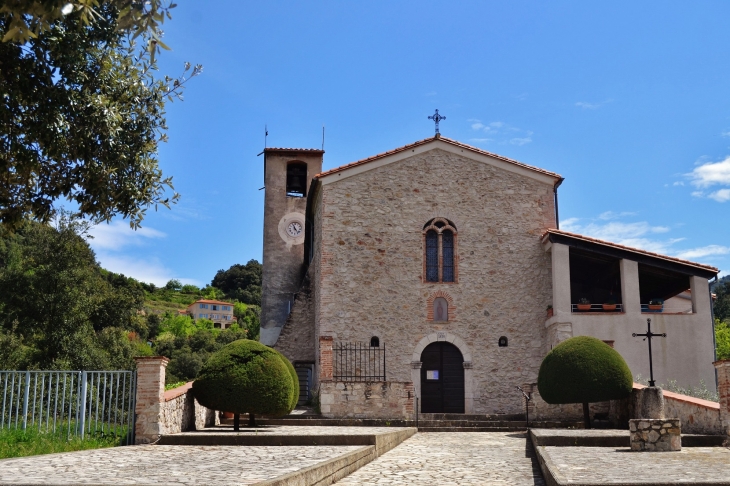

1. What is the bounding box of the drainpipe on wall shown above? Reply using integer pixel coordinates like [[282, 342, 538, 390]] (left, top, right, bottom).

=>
[[710, 275, 719, 388], [553, 179, 564, 229]]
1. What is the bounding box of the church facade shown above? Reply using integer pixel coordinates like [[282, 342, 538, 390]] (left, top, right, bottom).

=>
[[260, 135, 718, 418]]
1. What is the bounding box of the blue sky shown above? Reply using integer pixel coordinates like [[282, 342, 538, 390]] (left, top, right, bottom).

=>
[[88, 1, 730, 285]]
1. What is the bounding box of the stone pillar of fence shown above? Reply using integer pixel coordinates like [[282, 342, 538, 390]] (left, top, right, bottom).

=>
[[714, 359, 730, 439], [319, 336, 333, 381], [134, 356, 169, 445]]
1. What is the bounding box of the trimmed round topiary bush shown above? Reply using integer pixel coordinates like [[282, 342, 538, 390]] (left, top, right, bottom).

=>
[[273, 348, 300, 411], [192, 339, 296, 429], [537, 336, 633, 428]]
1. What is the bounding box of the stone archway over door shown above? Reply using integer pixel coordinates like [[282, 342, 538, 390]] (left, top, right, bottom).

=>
[[420, 342, 465, 413]]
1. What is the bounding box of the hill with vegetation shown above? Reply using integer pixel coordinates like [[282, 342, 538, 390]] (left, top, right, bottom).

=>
[[0, 216, 261, 384]]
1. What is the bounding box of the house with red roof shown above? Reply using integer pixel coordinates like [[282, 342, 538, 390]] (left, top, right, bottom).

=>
[[258, 134, 719, 417], [186, 299, 235, 329]]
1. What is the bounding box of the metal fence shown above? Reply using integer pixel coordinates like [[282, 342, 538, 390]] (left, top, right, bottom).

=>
[[333, 342, 386, 382], [0, 371, 136, 445]]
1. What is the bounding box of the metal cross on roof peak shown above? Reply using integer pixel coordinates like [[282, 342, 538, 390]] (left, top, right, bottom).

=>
[[632, 318, 667, 387], [428, 109, 445, 136]]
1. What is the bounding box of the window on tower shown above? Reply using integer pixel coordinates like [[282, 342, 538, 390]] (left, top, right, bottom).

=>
[[423, 218, 458, 283], [286, 162, 307, 197]]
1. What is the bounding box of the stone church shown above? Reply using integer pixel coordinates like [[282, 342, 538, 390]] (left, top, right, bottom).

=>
[[259, 134, 718, 419]]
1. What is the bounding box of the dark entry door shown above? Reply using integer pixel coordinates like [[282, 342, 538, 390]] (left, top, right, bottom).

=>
[[420, 342, 465, 413]]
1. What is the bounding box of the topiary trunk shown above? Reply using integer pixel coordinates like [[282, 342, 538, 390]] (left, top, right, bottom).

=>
[[582, 402, 591, 429], [249, 413, 256, 427], [233, 413, 240, 432]]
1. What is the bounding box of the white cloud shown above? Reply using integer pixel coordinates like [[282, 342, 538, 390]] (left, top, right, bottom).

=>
[[88, 221, 165, 251], [675, 245, 730, 260], [88, 221, 199, 286], [598, 211, 637, 220], [708, 189, 730, 202], [722, 131, 730, 138], [673, 181, 684, 186], [95, 252, 201, 287], [468, 119, 532, 145], [468, 138, 493, 143], [575, 99, 613, 110], [686, 156, 730, 188]]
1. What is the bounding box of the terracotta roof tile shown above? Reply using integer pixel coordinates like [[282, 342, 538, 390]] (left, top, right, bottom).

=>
[[314, 136, 562, 180], [264, 147, 324, 153], [188, 299, 235, 306], [542, 228, 719, 273]]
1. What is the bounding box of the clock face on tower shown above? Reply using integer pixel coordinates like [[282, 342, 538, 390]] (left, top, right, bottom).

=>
[[287, 221, 302, 238], [277, 213, 306, 246]]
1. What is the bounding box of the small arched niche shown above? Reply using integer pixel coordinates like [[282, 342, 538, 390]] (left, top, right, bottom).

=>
[[433, 297, 449, 322], [370, 336, 380, 347]]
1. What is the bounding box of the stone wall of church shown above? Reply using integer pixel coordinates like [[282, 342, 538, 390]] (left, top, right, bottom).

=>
[[314, 148, 557, 415], [319, 381, 414, 419], [274, 271, 316, 363]]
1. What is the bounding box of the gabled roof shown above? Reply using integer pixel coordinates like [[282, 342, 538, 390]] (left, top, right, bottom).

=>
[[542, 228, 719, 276], [314, 135, 563, 184]]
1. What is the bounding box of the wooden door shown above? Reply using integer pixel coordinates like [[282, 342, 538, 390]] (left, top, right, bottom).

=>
[[420, 342, 465, 413]]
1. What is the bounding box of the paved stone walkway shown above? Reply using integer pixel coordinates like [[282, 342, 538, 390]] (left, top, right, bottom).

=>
[[0, 444, 364, 485], [336, 432, 545, 485], [541, 445, 730, 484]]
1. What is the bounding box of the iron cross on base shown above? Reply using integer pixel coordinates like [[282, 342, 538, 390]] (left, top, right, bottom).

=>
[[428, 109, 445, 135], [632, 318, 667, 387]]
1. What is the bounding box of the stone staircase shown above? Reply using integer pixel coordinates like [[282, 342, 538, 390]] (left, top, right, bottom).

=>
[[222, 412, 582, 432]]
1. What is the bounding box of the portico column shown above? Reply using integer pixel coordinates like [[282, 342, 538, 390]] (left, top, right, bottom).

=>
[[690, 276, 711, 314], [551, 243, 571, 318], [620, 259, 641, 314]]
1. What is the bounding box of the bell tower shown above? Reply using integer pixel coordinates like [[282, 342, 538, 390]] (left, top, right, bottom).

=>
[[259, 147, 323, 346]]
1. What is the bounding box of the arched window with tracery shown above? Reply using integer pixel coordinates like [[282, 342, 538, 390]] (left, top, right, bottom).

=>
[[423, 218, 458, 283]]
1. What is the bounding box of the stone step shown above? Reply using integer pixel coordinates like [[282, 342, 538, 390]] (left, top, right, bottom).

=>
[[417, 413, 526, 421], [221, 417, 582, 429], [417, 426, 523, 432]]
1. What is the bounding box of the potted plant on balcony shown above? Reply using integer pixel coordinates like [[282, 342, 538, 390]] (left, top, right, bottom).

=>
[[547, 305, 554, 318], [647, 299, 663, 312], [577, 297, 591, 311], [602, 297, 617, 312]]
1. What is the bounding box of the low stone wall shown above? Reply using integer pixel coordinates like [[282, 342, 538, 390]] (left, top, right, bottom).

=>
[[521, 383, 613, 424], [134, 357, 220, 444], [161, 382, 219, 434], [319, 381, 414, 419], [632, 383, 721, 435]]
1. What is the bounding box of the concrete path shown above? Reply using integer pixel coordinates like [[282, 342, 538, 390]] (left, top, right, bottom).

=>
[[336, 432, 546, 485]]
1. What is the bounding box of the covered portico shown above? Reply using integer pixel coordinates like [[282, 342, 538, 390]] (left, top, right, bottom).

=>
[[542, 229, 719, 391]]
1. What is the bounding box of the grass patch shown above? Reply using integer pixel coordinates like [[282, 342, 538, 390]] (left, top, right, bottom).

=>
[[165, 380, 187, 390], [0, 426, 126, 459]]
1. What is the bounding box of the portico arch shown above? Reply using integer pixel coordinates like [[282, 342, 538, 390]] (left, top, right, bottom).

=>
[[411, 332, 474, 414]]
